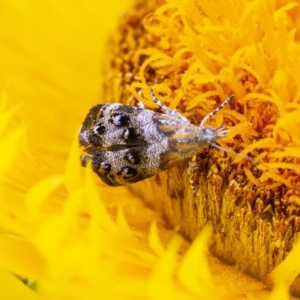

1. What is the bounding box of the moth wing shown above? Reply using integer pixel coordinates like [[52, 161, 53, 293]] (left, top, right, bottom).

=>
[[89, 145, 165, 186]]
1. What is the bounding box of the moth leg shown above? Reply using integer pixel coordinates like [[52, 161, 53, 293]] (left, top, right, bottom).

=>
[[187, 155, 200, 198], [200, 94, 234, 128], [136, 90, 146, 109], [136, 101, 145, 109], [149, 88, 190, 122], [80, 154, 92, 167]]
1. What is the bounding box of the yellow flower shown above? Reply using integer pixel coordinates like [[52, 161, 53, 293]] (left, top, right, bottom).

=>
[[1, 0, 300, 299], [105, 0, 300, 293]]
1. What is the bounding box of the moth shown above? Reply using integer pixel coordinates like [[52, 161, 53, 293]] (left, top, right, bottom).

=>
[[79, 90, 233, 186]]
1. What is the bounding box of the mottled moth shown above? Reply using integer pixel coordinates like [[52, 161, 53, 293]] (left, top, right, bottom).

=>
[[79, 90, 233, 186]]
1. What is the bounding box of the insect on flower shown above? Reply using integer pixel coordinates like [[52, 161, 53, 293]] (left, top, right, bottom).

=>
[[79, 89, 234, 186]]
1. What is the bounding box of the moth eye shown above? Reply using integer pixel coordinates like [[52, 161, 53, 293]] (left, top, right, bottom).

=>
[[119, 166, 137, 178], [99, 161, 111, 174], [122, 128, 138, 141], [111, 113, 130, 127], [125, 151, 141, 164], [94, 124, 106, 135]]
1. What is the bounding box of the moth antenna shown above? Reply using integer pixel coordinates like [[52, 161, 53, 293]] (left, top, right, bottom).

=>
[[200, 94, 234, 128], [211, 143, 257, 165]]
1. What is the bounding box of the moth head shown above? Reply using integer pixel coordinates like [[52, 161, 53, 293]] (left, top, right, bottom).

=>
[[200, 124, 228, 144]]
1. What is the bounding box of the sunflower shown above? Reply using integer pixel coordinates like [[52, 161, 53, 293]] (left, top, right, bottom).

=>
[[1, 0, 300, 299]]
